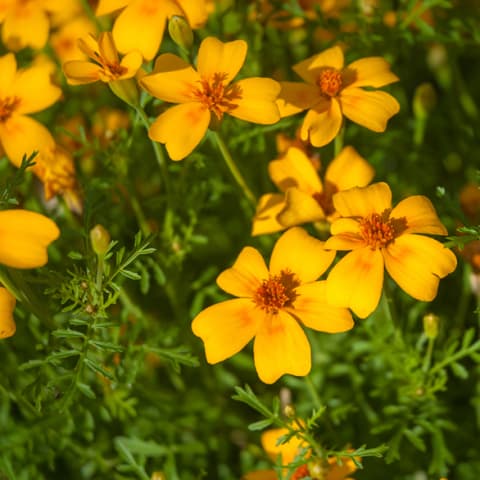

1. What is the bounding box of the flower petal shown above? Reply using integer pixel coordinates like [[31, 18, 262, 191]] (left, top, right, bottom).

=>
[[277, 188, 326, 227], [340, 87, 400, 132], [300, 98, 343, 147], [176, 0, 208, 28], [391, 196, 448, 235], [276, 81, 320, 117], [293, 46, 344, 84], [217, 246, 268, 297], [2, 5, 49, 50], [63, 60, 102, 85], [148, 103, 210, 160], [254, 310, 311, 384], [326, 247, 384, 318], [252, 194, 286, 236], [384, 234, 457, 301], [0, 287, 16, 339], [324, 219, 364, 250], [96, 0, 129, 16], [345, 57, 399, 88], [118, 50, 144, 79], [229, 78, 281, 124], [191, 298, 262, 363], [270, 227, 335, 282], [98, 31, 119, 64], [242, 471, 277, 480], [0, 210, 60, 269], [261, 426, 305, 464], [289, 281, 354, 333], [0, 53, 16, 96], [197, 37, 247, 84]]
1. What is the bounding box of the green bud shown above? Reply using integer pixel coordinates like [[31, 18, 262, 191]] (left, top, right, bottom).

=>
[[151, 473, 166, 480], [423, 313, 439, 340], [283, 404, 296, 419], [168, 15, 193, 51], [90, 224, 111, 256], [109, 78, 139, 107], [413, 83, 437, 120]]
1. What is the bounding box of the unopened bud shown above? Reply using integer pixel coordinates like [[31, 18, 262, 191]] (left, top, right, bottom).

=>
[[90, 224, 111, 255], [168, 15, 193, 51], [413, 83, 437, 119], [308, 459, 328, 480], [151, 472, 166, 480], [423, 313, 439, 339], [284, 404, 296, 419], [109, 78, 139, 107]]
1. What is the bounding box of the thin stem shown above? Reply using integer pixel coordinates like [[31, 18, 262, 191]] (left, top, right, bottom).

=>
[[95, 255, 105, 294], [333, 123, 345, 156], [304, 375, 322, 410], [422, 337, 435, 373], [211, 130, 257, 206]]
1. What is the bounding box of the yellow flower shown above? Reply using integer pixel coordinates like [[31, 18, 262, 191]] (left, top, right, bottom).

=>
[[192, 227, 353, 384], [0, 287, 16, 339], [252, 146, 374, 236], [277, 46, 400, 147], [0, 209, 60, 269], [95, 0, 208, 61], [140, 36, 281, 160], [325, 182, 457, 318], [0, 53, 61, 168]]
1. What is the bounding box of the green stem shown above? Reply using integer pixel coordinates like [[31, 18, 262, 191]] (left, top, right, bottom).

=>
[[422, 337, 435, 373], [211, 130, 257, 206], [429, 340, 480, 375], [304, 375, 322, 410], [333, 123, 345, 156], [129, 193, 152, 236]]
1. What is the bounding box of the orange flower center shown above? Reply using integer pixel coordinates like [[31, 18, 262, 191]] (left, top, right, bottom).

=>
[[360, 209, 408, 249], [312, 180, 338, 216], [316, 68, 343, 97], [253, 269, 300, 314], [0, 96, 21, 122], [105, 62, 127, 79], [292, 465, 310, 480], [193, 72, 242, 120]]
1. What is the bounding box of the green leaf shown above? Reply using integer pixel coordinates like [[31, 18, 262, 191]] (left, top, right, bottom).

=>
[[248, 418, 274, 431], [404, 429, 426, 452], [77, 382, 96, 399], [450, 362, 469, 379], [84, 358, 115, 380]]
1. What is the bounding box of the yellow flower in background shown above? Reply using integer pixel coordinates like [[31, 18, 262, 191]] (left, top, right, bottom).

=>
[[140, 36, 281, 160], [0, 210, 60, 269], [0, 287, 16, 339], [277, 46, 400, 147], [192, 227, 353, 384], [325, 182, 457, 318], [96, 0, 208, 61], [0, 53, 61, 168], [252, 146, 374, 236]]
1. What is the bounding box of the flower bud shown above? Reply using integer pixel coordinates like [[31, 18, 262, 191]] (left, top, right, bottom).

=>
[[90, 224, 111, 255], [109, 78, 139, 107], [413, 83, 437, 120], [168, 15, 193, 51], [284, 404, 296, 419], [151, 472, 166, 480], [423, 313, 439, 340]]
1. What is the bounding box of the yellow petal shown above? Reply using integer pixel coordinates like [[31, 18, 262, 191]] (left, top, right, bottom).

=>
[[96, 0, 129, 16], [254, 310, 311, 384], [325, 146, 375, 191], [0, 209, 60, 268], [252, 194, 286, 236], [345, 57, 399, 88], [242, 470, 277, 480], [2, 5, 49, 50], [191, 298, 262, 363], [278, 188, 325, 227], [326, 247, 384, 318], [0, 287, 16, 339], [332, 182, 392, 218], [98, 31, 119, 65], [63, 60, 101, 85], [390, 196, 448, 235], [118, 50, 143, 79], [293, 46, 344, 84], [0, 53, 16, 96], [176, 0, 208, 28], [327, 457, 358, 480], [148, 103, 210, 160], [276, 81, 321, 117], [269, 227, 335, 282], [197, 37, 247, 84], [217, 246, 268, 297], [289, 281, 354, 333], [261, 426, 305, 464], [140, 54, 199, 103], [229, 78, 280, 124], [384, 234, 457, 301], [300, 98, 343, 147], [340, 87, 400, 132]]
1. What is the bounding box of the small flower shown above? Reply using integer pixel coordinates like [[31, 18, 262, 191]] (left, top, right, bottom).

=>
[[192, 227, 353, 384], [277, 46, 400, 147], [0, 287, 16, 339], [325, 182, 457, 318], [140, 36, 281, 160], [252, 146, 374, 236]]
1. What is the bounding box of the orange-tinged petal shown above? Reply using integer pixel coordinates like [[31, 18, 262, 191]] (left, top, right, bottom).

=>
[[293, 46, 344, 84], [276, 81, 321, 117], [252, 194, 286, 236], [63, 60, 102, 85], [270, 227, 335, 282], [390, 196, 448, 235], [345, 57, 399, 88], [278, 188, 326, 227], [329, 218, 362, 236], [141, 54, 200, 103], [326, 247, 384, 318], [229, 78, 280, 124], [0, 210, 60, 269], [191, 298, 262, 363], [254, 310, 311, 383], [324, 233, 365, 251], [0, 287, 16, 339], [148, 103, 210, 160], [96, 0, 128, 16], [301, 98, 342, 147], [332, 182, 392, 218], [242, 470, 277, 480], [118, 50, 143, 78], [261, 426, 305, 464], [384, 234, 457, 301], [325, 146, 375, 191], [217, 246, 268, 297], [176, 0, 208, 28], [290, 281, 354, 333], [0, 53, 16, 96], [197, 37, 247, 84], [327, 457, 358, 480], [340, 87, 400, 132], [0, 114, 55, 167], [98, 31, 119, 65], [2, 6, 49, 50]]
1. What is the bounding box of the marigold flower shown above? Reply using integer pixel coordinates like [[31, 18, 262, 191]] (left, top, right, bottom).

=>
[[0, 53, 61, 168], [192, 227, 353, 384], [0, 209, 60, 269], [0, 287, 16, 339], [140, 36, 281, 160], [325, 182, 457, 318], [277, 46, 400, 147], [252, 146, 374, 236]]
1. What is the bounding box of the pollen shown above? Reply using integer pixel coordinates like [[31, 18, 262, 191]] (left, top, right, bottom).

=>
[[0, 96, 21, 122], [360, 209, 407, 249], [317, 68, 343, 97], [193, 72, 242, 120], [253, 269, 300, 314]]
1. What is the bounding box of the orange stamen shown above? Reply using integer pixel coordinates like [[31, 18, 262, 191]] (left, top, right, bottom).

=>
[[253, 270, 300, 314], [360, 209, 407, 249], [0, 96, 21, 122], [317, 68, 343, 97]]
